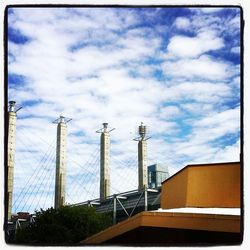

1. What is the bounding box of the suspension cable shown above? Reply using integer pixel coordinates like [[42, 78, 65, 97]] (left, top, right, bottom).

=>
[[32, 150, 56, 212], [18, 146, 55, 212], [14, 138, 56, 212]]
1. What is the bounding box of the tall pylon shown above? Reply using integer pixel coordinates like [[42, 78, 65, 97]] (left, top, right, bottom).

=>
[[134, 122, 151, 190], [53, 116, 71, 209], [7, 101, 22, 220], [96, 123, 115, 201]]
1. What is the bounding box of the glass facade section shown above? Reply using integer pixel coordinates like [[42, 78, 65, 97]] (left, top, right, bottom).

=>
[[148, 164, 170, 189]]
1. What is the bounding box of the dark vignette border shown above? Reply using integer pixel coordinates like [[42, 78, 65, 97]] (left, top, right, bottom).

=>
[[3, 4, 244, 246]]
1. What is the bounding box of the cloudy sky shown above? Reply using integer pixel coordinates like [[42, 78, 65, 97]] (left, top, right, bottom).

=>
[[7, 6, 241, 213]]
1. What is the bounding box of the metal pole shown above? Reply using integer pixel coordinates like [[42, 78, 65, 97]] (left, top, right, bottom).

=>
[[113, 195, 117, 225], [117, 198, 129, 217], [144, 187, 148, 211], [129, 190, 144, 217]]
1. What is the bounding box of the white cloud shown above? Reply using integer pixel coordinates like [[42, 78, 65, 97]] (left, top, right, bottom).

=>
[[187, 107, 240, 148], [199, 8, 223, 14], [162, 55, 236, 81], [181, 103, 214, 114], [193, 107, 240, 129], [163, 81, 232, 103], [177, 139, 240, 165], [159, 106, 181, 119], [174, 17, 191, 30], [167, 30, 224, 58], [213, 139, 240, 162], [228, 15, 241, 29], [231, 46, 240, 54]]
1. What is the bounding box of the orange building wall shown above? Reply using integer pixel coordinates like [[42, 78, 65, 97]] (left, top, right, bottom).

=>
[[161, 162, 240, 209], [161, 166, 188, 208]]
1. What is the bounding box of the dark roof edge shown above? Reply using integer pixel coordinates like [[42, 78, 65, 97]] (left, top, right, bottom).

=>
[[162, 161, 240, 184]]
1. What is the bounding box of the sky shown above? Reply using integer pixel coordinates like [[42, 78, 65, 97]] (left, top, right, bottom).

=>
[[7, 6, 241, 213]]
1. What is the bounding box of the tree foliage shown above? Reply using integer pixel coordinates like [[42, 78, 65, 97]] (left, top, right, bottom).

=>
[[14, 206, 112, 245]]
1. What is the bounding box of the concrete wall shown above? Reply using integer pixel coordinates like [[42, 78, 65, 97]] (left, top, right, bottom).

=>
[[161, 162, 240, 209]]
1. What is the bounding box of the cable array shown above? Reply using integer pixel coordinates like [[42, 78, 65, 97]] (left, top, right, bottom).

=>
[[26, 149, 56, 212], [66, 146, 100, 203], [12, 122, 181, 214], [109, 155, 138, 193], [13, 139, 56, 212]]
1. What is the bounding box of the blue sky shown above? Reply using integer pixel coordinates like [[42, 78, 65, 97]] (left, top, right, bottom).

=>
[[7, 7, 241, 212]]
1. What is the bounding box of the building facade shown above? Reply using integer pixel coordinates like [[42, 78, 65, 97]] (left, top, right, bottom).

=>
[[148, 164, 169, 189]]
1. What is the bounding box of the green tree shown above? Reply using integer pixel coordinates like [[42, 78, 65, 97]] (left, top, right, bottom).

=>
[[14, 206, 112, 245]]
